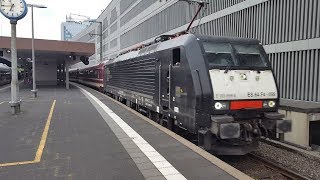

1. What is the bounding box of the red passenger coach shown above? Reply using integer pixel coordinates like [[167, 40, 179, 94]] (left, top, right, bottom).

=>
[[69, 69, 79, 83], [70, 63, 105, 91]]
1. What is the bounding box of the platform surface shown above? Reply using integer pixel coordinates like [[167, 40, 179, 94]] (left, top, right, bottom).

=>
[[0, 84, 248, 180], [280, 99, 320, 113]]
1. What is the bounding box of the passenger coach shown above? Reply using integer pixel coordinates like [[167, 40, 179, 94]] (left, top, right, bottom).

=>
[[70, 63, 105, 91]]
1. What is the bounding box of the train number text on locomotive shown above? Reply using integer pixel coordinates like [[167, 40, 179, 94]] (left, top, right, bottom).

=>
[[247, 92, 276, 98]]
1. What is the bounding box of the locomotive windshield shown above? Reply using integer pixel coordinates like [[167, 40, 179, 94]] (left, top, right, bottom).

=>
[[203, 42, 269, 69]]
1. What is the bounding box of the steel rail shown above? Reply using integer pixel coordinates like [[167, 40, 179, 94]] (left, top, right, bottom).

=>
[[248, 153, 311, 180]]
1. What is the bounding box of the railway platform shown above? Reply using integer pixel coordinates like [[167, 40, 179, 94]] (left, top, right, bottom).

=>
[[279, 99, 320, 150], [0, 84, 251, 180]]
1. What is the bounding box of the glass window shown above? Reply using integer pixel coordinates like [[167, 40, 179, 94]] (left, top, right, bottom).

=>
[[234, 45, 268, 67], [172, 48, 181, 66], [203, 42, 235, 68], [202, 41, 269, 69]]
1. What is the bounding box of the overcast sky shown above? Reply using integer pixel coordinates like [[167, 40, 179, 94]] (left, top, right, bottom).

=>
[[0, 0, 111, 40]]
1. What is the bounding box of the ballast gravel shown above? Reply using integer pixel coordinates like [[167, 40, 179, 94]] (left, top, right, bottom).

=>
[[253, 141, 320, 180]]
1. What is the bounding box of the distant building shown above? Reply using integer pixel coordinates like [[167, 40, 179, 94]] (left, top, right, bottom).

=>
[[61, 22, 88, 41], [61, 14, 92, 41], [72, 0, 320, 103]]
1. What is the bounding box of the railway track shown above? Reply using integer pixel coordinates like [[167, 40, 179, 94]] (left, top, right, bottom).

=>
[[220, 153, 311, 180], [248, 153, 311, 180]]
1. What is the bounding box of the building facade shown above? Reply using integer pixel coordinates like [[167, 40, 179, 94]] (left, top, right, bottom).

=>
[[61, 21, 90, 41], [72, 0, 320, 103]]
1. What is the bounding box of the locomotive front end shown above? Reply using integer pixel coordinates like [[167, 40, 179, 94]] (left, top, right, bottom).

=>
[[199, 37, 292, 155]]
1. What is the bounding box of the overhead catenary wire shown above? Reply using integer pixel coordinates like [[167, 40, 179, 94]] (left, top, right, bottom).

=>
[[191, 2, 208, 34], [114, 0, 209, 57]]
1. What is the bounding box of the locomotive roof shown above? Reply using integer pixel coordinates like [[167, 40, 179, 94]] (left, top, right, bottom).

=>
[[106, 34, 195, 65], [106, 34, 261, 65], [196, 34, 261, 44], [70, 62, 105, 72]]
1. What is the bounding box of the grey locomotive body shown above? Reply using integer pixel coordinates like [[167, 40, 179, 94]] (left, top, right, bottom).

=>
[[104, 34, 291, 155]]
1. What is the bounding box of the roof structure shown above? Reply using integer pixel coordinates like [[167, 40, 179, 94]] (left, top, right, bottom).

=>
[[0, 36, 95, 65]]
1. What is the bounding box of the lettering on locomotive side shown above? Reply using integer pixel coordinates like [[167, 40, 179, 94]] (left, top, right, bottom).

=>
[[215, 94, 237, 99], [247, 92, 277, 98], [144, 98, 153, 104], [106, 68, 111, 81], [106, 68, 111, 75], [145, 102, 153, 107], [144, 98, 154, 107], [118, 90, 125, 96]]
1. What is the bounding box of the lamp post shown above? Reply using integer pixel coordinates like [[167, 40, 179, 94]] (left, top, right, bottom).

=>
[[27, 4, 47, 98], [10, 20, 20, 114], [89, 20, 103, 63]]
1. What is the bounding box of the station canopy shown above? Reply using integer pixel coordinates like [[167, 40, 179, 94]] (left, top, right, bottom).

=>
[[0, 36, 95, 66]]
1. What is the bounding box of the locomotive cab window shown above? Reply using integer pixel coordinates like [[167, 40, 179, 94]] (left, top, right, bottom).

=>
[[203, 43, 235, 68], [233, 44, 268, 68], [172, 48, 181, 66], [202, 42, 269, 69]]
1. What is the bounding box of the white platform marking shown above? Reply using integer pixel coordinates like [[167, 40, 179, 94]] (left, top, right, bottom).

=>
[[0, 84, 11, 91], [0, 81, 23, 91], [78, 86, 187, 180]]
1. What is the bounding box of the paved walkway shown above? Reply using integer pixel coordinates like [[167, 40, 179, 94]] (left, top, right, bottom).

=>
[[0, 84, 250, 180]]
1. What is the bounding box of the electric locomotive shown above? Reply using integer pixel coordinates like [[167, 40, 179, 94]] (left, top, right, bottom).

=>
[[104, 33, 291, 155]]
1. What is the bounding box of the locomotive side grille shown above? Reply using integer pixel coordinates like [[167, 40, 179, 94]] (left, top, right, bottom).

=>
[[106, 58, 157, 96]]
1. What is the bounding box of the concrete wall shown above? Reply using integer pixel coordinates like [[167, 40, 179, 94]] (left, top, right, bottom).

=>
[[279, 108, 320, 149], [279, 109, 310, 148], [35, 60, 57, 85]]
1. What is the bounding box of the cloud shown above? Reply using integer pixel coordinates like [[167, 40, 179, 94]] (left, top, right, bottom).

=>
[[0, 0, 111, 40]]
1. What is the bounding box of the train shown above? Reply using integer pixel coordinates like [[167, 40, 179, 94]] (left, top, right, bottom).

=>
[[70, 33, 292, 155], [70, 63, 104, 91], [0, 63, 11, 86]]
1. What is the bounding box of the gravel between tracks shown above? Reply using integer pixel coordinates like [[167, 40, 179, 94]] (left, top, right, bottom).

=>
[[253, 141, 320, 180]]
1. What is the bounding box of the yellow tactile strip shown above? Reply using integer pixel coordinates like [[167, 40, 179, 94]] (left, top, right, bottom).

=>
[[0, 100, 56, 167]]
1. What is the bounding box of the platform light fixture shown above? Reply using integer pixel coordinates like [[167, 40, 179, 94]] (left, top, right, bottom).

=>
[[27, 3, 47, 98], [88, 20, 103, 63]]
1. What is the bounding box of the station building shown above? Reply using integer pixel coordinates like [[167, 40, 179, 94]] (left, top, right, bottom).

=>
[[72, 0, 320, 149]]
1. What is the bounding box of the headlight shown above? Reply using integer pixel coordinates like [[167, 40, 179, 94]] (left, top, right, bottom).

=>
[[214, 102, 229, 110], [263, 100, 276, 108], [268, 101, 276, 107]]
